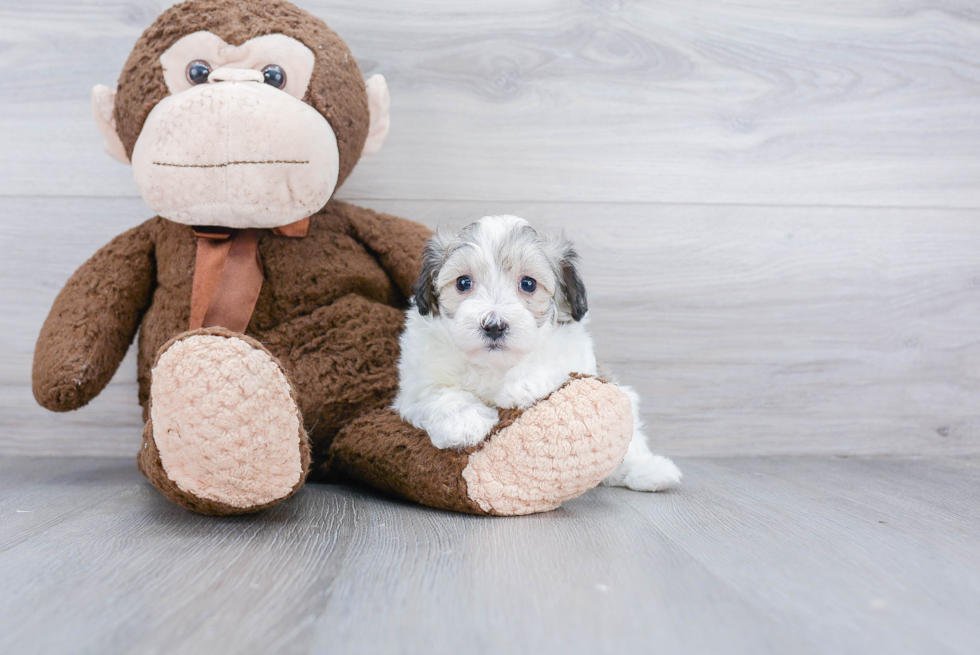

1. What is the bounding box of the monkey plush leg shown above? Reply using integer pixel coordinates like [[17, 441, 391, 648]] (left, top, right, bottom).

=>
[[329, 376, 633, 516], [256, 294, 408, 464], [137, 328, 310, 515]]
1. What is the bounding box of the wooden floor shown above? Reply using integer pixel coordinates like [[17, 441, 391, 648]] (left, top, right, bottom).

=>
[[1, 455, 978, 655]]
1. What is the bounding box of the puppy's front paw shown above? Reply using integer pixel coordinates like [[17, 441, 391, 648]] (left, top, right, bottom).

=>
[[621, 455, 682, 492], [495, 374, 564, 410], [427, 402, 499, 450]]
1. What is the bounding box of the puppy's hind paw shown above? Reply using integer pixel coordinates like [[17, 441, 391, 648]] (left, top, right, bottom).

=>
[[622, 455, 682, 492]]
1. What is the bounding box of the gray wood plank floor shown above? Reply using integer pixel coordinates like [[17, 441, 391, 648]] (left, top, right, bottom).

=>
[[1, 455, 978, 655]]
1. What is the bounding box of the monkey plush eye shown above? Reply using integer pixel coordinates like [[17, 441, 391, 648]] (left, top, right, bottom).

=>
[[185, 60, 212, 85], [520, 277, 537, 293], [456, 276, 473, 292], [262, 65, 287, 89]]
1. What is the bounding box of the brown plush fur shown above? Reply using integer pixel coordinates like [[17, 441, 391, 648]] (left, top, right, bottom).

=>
[[329, 377, 615, 516], [33, 0, 473, 514], [330, 409, 487, 515], [114, 0, 369, 190], [33, 0, 629, 516], [36, 200, 430, 465], [32, 225, 156, 412]]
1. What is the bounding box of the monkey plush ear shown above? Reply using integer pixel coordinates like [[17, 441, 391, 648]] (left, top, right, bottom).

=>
[[91, 85, 130, 164], [362, 74, 390, 157]]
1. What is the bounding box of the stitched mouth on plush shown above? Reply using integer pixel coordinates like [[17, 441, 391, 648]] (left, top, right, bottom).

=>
[[151, 159, 311, 169]]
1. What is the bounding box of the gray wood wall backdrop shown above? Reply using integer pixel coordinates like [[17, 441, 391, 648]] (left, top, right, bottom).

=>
[[2, 0, 980, 457]]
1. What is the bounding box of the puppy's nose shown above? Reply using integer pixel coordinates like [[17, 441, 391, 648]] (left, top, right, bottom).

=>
[[483, 320, 508, 341]]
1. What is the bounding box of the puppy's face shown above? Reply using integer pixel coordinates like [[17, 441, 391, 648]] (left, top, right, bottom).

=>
[[415, 215, 587, 368]]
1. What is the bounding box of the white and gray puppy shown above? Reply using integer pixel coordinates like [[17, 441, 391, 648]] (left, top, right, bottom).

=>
[[393, 215, 681, 491]]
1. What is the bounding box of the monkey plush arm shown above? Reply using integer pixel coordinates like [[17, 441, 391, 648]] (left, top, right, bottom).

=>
[[33, 223, 156, 412], [338, 201, 433, 301]]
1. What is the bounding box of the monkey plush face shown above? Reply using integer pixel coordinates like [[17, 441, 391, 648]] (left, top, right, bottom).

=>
[[91, 0, 390, 229]]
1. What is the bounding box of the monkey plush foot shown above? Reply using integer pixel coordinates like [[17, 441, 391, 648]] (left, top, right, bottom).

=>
[[329, 377, 633, 516], [463, 376, 634, 515], [138, 328, 310, 515]]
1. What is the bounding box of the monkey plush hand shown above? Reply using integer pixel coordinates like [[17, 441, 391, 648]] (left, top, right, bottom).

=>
[[33, 0, 634, 516]]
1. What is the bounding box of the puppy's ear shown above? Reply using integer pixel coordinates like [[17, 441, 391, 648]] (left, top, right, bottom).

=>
[[414, 233, 447, 316], [556, 241, 588, 322]]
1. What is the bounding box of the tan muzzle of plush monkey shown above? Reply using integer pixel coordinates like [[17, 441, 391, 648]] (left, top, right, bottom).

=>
[[90, 30, 390, 231], [88, 22, 391, 330]]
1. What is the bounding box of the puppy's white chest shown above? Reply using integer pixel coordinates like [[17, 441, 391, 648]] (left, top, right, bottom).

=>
[[454, 361, 517, 406], [461, 327, 598, 409]]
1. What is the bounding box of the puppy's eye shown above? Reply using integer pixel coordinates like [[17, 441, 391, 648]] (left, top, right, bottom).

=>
[[520, 277, 537, 293], [456, 276, 473, 292], [186, 60, 212, 85], [262, 65, 287, 89]]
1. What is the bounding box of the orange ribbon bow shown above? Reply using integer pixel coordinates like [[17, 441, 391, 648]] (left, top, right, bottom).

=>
[[189, 217, 310, 333]]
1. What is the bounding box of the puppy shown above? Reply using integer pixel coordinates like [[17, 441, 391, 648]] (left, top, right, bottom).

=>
[[394, 215, 681, 492]]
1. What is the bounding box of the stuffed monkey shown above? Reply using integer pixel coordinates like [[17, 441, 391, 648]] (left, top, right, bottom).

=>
[[33, 0, 634, 516]]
